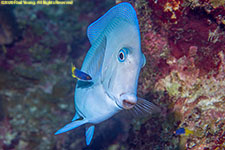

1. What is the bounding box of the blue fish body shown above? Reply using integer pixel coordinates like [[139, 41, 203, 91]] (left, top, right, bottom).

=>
[[75, 70, 91, 80], [175, 128, 185, 135], [55, 2, 158, 145], [72, 66, 92, 81], [175, 127, 194, 136]]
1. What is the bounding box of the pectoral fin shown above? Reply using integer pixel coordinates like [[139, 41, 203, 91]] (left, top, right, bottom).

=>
[[55, 119, 88, 135], [126, 97, 160, 117], [85, 125, 95, 145], [81, 36, 107, 80]]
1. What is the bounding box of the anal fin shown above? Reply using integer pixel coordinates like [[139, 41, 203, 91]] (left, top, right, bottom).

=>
[[85, 125, 95, 145]]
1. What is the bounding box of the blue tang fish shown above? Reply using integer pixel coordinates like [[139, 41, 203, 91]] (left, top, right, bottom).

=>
[[55, 2, 158, 145]]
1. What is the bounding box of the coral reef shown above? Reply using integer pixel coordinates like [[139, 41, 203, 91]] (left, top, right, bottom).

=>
[[124, 0, 225, 149]]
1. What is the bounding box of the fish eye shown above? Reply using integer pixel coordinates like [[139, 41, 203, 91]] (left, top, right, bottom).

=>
[[118, 48, 128, 62]]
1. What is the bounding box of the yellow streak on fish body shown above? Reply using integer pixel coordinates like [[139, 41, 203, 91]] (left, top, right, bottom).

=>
[[71, 64, 79, 79], [184, 128, 194, 136]]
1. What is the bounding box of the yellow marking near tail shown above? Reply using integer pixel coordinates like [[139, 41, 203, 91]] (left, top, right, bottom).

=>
[[71, 63, 92, 81], [184, 128, 194, 136], [71, 63, 78, 79]]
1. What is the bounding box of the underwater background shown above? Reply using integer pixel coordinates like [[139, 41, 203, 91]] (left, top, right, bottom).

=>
[[0, 0, 224, 150]]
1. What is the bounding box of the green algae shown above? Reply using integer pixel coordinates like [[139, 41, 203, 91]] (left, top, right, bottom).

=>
[[166, 81, 181, 97]]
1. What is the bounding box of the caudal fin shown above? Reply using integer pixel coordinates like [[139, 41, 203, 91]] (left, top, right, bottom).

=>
[[55, 119, 88, 135]]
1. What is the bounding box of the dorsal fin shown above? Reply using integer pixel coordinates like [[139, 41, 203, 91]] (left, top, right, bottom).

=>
[[87, 2, 139, 45]]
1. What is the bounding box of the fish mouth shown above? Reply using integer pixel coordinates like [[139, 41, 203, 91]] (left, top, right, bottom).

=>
[[122, 99, 136, 109]]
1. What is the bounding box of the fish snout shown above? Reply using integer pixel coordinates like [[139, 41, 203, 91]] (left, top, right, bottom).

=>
[[120, 93, 137, 109]]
